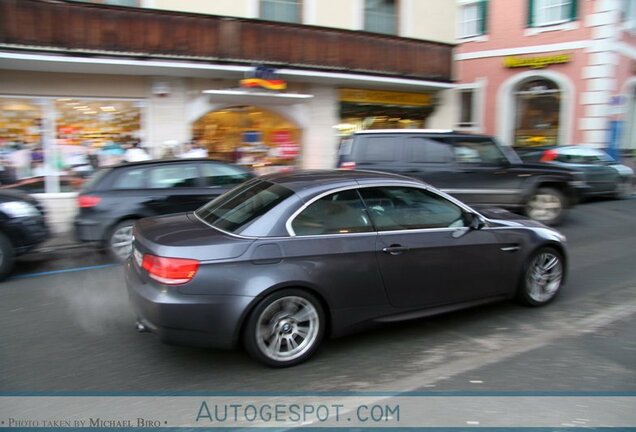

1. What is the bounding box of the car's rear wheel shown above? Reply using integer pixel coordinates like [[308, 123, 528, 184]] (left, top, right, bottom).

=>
[[244, 289, 325, 367], [516, 247, 564, 306], [0, 231, 15, 281], [525, 187, 565, 226], [107, 219, 136, 262]]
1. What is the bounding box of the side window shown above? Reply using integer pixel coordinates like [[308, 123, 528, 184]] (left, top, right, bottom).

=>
[[453, 138, 507, 165], [356, 136, 399, 162], [148, 165, 199, 189], [291, 189, 372, 236], [405, 138, 452, 163], [200, 163, 252, 187], [360, 186, 465, 231], [111, 168, 146, 189]]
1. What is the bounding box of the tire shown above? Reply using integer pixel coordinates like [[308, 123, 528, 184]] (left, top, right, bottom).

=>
[[525, 187, 565, 226], [516, 247, 564, 307], [106, 219, 136, 262], [243, 289, 325, 368], [0, 231, 15, 281]]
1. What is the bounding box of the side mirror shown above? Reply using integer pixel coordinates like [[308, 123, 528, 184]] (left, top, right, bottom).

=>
[[465, 212, 485, 230]]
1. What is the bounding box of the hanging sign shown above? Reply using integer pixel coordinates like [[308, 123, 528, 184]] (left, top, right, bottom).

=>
[[240, 66, 287, 91]]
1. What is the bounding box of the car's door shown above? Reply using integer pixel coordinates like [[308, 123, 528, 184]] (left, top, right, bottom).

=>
[[284, 188, 389, 310], [444, 137, 526, 206], [359, 185, 505, 308]]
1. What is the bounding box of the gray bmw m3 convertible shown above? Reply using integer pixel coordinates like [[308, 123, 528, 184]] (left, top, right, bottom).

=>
[[126, 170, 567, 367]]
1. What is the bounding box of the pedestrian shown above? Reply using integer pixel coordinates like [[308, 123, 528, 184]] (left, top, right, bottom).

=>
[[123, 140, 151, 162]]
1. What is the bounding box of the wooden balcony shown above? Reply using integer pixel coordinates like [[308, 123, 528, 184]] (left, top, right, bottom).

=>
[[0, 0, 453, 81]]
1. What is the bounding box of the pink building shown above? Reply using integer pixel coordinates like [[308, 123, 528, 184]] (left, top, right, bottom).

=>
[[456, 0, 636, 154]]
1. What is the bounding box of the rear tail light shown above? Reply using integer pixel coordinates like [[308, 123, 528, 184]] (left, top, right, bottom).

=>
[[540, 149, 558, 162], [77, 195, 102, 208], [141, 254, 199, 285], [339, 161, 356, 170]]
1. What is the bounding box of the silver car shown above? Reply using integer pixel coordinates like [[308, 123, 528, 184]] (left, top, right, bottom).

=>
[[127, 170, 568, 367]]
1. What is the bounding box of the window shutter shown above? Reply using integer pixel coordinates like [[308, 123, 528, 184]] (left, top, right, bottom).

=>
[[570, 0, 578, 20], [527, 0, 535, 27], [480, 0, 488, 34]]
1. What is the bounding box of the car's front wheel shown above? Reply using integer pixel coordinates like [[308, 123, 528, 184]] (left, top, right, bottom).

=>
[[0, 231, 15, 281], [516, 247, 564, 306], [106, 219, 136, 262], [525, 187, 565, 226], [244, 289, 325, 367]]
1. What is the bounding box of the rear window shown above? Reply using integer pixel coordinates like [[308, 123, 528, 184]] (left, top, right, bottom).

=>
[[195, 179, 294, 234]]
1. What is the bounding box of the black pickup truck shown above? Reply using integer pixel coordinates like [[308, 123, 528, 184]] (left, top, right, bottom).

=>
[[338, 130, 588, 225]]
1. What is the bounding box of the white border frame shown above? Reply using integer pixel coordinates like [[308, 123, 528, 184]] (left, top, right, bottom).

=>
[[497, 70, 574, 147]]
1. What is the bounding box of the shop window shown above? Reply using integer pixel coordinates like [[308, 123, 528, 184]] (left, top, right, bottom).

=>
[[459, 0, 488, 38], [528, 0, 578, 27], [0, 97, 144, 194], [364, 0, 397, 35], [193, 106, 300, 175], [260, 0, 301, 24], [513, 78, 561, 147]]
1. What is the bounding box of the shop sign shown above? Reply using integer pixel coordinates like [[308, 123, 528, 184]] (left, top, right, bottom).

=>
[[503, 53, 572, 69], [339, 88, 433, 107], [240, 66, 287, 91]]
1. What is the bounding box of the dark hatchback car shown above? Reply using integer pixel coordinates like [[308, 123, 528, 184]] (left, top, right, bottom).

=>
[[74, 159, 253, 261], [127, 170, 567, 367], [515, 145, 634, 199], [338, 130, 588, 225], [0, 189, 50, 280]]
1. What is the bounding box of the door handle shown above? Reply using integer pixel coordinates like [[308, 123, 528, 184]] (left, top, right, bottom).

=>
[[500, 245, 520, 252], [382, 245, 409, 255]]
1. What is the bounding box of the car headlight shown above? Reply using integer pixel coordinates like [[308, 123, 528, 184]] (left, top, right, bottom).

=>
[[0, 201, 40, 218]]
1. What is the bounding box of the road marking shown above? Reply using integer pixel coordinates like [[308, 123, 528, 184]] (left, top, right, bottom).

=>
[[7, 264, 117, 281]]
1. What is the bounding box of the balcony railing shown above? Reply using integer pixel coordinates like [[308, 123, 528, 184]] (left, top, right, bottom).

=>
[[0, 0, 453, 81]]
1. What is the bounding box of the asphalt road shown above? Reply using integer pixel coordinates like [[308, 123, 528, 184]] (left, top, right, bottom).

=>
[[1, 197, 635, 393]]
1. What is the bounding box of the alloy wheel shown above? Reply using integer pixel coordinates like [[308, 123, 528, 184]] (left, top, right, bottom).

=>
[[526, 251, 563, 304], [526, 191, 563, 224], [255, 295, 320, 363]]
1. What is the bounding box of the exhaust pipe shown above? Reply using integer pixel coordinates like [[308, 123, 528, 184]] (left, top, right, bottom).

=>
[[136, 321, 149, 333]]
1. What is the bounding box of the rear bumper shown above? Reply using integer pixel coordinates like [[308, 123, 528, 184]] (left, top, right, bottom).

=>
[[73, 216, 106, 242], [125, 260, 255, 349]]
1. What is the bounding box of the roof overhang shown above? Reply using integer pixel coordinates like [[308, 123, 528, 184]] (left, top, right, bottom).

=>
[[0, 50, 456, 92]]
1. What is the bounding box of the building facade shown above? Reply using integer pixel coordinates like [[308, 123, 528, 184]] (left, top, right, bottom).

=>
[[455, 0, 636, 154], [0, 0, 457, 232]]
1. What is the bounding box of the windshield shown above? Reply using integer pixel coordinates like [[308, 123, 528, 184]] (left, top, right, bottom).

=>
[[195, 179, 294, 234]]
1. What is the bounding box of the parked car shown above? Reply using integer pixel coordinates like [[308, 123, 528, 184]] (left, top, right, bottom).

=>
[[338, 130, 589, 225], [74, 159, 254, 261], [127, 170, 567, 367], [0, 174, 85, 194], [514, 145, 634, 200], [0, 189, 50, 280]]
